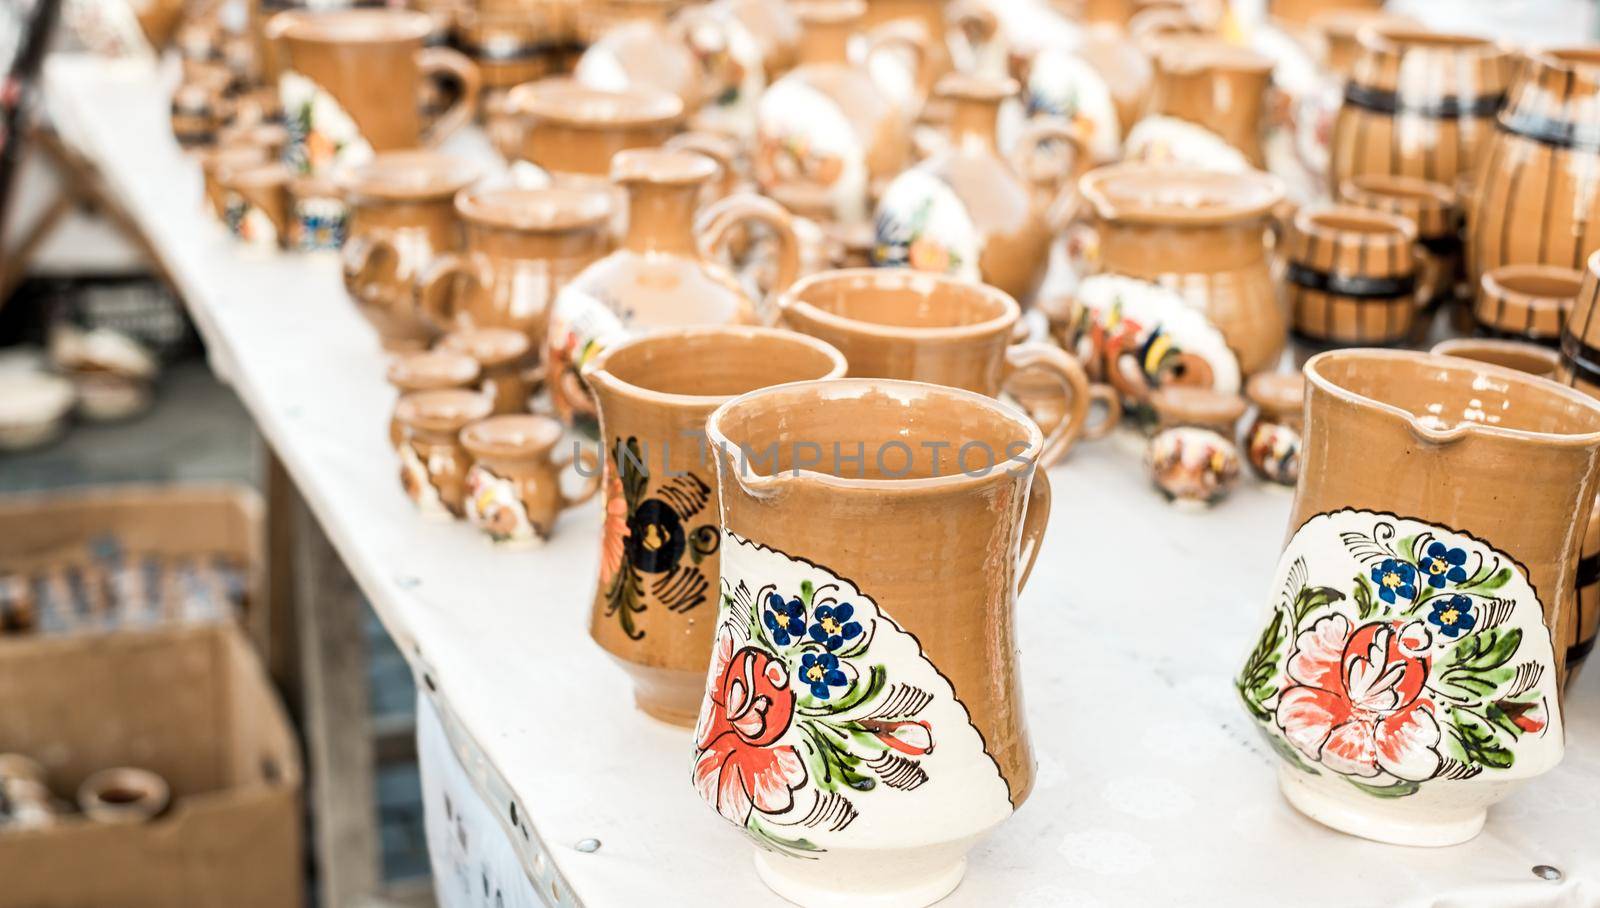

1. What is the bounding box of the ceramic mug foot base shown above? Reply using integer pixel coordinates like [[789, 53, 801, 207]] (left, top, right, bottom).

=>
[[752, 847, 967, 908], [1277, 766, 1486, 847]]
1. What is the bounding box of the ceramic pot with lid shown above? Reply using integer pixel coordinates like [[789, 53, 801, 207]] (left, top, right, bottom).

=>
[[545, 148, 800, 435], [385, 350, 481, 445], [438, 327, 536, 415], [461, 414, 600, 546], [394, 388, 495, 518]]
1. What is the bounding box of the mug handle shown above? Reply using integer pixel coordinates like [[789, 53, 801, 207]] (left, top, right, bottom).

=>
[[1017, 468, 1051, 592], [1082, 384, 1123, 440], [554, 446, 602, 510], [230, 180, 290, 245], [699, 192, 801, 323], [341, 234, 400, 298], [1002, 341, 1091, 468], [1011, 118, 1087, 215], [416, 252, 483, 330], [416, 47, 482, 147]]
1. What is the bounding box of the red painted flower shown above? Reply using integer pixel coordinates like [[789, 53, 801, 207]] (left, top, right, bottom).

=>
[[1275, 615, 1443, 781], [598, 473, 630, 587], [693, 627, 806, 825]]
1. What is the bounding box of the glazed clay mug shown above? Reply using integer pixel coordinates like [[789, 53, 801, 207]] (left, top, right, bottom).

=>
[[1474, 264, 1581, 345], [697, 378, 1048, 906], [777, 268, 1109, 466], [394, 388, 494, 519], [1285, 205, 1423, 348], [1236, 349, 1600, 846], [438, 327, 536, 416], [385, 350, 481, 445], [460, 414, 600, 546], [1557, 250, 1600, 680], [270, 9, 481, 174], [216, 162, 340, 250], [582, 326, 847, 725]]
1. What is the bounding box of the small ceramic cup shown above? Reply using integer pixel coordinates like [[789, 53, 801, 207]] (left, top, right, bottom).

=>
[[1243, 371, 1306, 487], [582, 326, 848, 725], [395, 388, 494, 518], [776, 268, 1108, 466], [1338, 173, 1460, 308], [437, 327, 535, 416], [460, 414, 599, 546], [385, 350, 481, 446], [1286, 205, 1422, 348], [1430, 337, 1562, 380], [216, 163, 347, 251], [1146, 386, 1246, 505], [77, 768, 170, 825], [1474, 264, 1582, 346]]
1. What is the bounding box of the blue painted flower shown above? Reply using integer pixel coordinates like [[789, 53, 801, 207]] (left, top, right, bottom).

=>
[[1371, 558, 1417, 604], [763, 592, 806, 647], [807, 603, 863, 651], [798, 652, 848, 699], [1419, 542, 1469, 589], [1427, 594, 1477, 638]]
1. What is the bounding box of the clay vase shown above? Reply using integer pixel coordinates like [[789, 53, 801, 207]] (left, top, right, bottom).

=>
[[1145, 35, 1273, 167], [269, 9, 481, 175], [1473, 264, 1581, 345], [698, 377, 1048, 906], [1329, 27, 1512, 190], [438, 327, 535, 416], [416, 186, 613, 354], [1243, 371, 1305, 487], [871, 73, 1080, 305], [753, 0, 917, 228], [1145, 386, 1245, 505], [1556, 250, 1600, 680], [394, 388, 494, 519], [338, 151, 480, 352], [1467, 49, 1600, 287], [504, 78, 684, 185], [583, 326, 847, 725], [1078, 163, 1287, 375], [777, 267, 1110, 466], [545, 148, 800, 436], [385, 350, 481, 445], [460, 414, 600, 546], [1432, 337, 1561, 380], [1237, 349, 1600, 846], [1286, 205, 1423, 348], [1338, 174, 1460, 309]]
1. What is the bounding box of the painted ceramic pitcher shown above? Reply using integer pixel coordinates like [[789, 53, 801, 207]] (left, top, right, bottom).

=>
[[698, 378, 1048, 906], [1237, 349, 1600, 847]]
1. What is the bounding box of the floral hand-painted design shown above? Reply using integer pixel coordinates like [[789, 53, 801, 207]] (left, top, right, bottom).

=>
[[870, 169, 981, 282], [754, 79, 870, 224], [601, 437, 719, 640], [1238, 510, 1562, 799], [546, 285, 626, 439], [463, 466, 538, 545], [280, 71, 374, 176], [223, 195, 278, 248], [398, 441, 449, 519], [693, 533, 1012, 856]]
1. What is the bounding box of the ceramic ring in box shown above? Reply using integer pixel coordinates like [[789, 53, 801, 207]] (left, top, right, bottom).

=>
[[1474, 264, 1582, 345], [78, 768, 170, 825]]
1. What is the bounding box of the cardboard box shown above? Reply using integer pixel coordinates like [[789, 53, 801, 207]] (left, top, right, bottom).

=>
[[0, 622, 303, 908]]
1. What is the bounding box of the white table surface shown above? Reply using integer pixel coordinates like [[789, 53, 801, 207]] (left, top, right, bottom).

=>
[[42, 53, 1600, 908]]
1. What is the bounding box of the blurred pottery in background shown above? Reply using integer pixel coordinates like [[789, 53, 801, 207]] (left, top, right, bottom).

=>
[[438, 327, 536, 416], [0, 373, 75, 452], [199, 144, 271, 220], [504, 79, 684, 185], [1243, 371, 1304, 487], [1145, 386, 1245, 505], [1338, 174, 1459, 309], [1473, 264, 1580, 345], [1558, 250, 1600, 681], [385, 350, 481, 446], [574, 1, 709, 111], [699, 377, 1047, 907], [1237, 349, 1600, 845], [394, 389, 495, 519], [583, 326, 846, 725], [216, 162, 346, 252], [1143, 36, 1273, 167], [1431, 337, 1561, 380], [1285, 205, 1422, 348], [77, 768, 170, 825], [1021, 39, 1131, 165], [460, 414, 599, 546]]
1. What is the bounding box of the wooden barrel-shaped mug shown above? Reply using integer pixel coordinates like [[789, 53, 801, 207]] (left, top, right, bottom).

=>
[[1286, 205, 1420, 347], [1338, 173, 1460, 307], [1474, 263, 1581, 344], [1467, 48, 1600, 286], [1558, 250, 1600, 681], [1329, 27, 1512, 189]]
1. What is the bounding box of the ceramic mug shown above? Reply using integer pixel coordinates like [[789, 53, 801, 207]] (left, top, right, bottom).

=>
[[1338, 174, 1460, 309], [385, 350, 481, 446], [582, 326, 847, 725], [696, 377, 1048, 906], [1237, 349, 1600, 846], [394, 388, 494, 519], [460, 414, 600, 546], [1474, 264, 1581, 345], [437, 327, 536, 416], [217, 161, 347, 251], [1286, 205, 1423, 348], [776, 268, 1112, 466], [1431, 338, 1561, 380]]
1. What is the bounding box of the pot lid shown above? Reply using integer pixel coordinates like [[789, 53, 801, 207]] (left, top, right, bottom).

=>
[[1151, 386, 1247, 428], [1246, 371, 1305, 416], [460, 414, 563, 458], [439, 328, 531, 366], [272, 8, 433, 44], [394, 388, 493, 432], [386, 350, 481, 390]]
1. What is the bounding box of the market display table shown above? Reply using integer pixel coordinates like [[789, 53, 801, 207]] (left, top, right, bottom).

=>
[[42, 53, 1600, 908]]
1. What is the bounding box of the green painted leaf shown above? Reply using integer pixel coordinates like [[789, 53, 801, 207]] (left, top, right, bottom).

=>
[[800, 580, 815, 608], [1346, 777, 1420, 799], [1445, 627, 1522, 674], [1237, 609, 1286, 722], [1352, 575, 1376, 619], [1449, 708, 1515, 770], [1292, 585, 1346, 626], [1469, 566, 1513, 592]]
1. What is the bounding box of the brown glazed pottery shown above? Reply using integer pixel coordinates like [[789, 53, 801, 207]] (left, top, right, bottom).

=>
[[574, 4, 707, 110], [1431, 337, 1562, 380], [460, 414, 600, 546], [1243, 371, 1305, 486], [583, 326, 847, 725], [871, 73, 1080, 305], [1146, 36, 1273, 166], [753, 0, 918, 227], [438, 327, 535, 415], [1467, 48, 1600, 286], [504, 78, 685, 181], [1338, 173, 1460, 308], [776, 268, 1106, 466], [1286, 205, 1422, 348], [338, 151, 480, 351], [1474, 264, 1581, 344], [394, 388, 494, 518], [1329, 27, 1512, 189], [1239, 349, 1600, 845], [1271, 0, 1383, 30], [545, 148, 800, 435], [171, 76, 228, 148], [217, 162, 347, 252], [696, 377, 1046, 904], [199, 144, 271, 220], [417, 187, 613, 355], [271, 9, 481, 173], [454, 6, 561, 93], [1309, 11, 1420, 81], [1146, 386, 1245, 505], [1557, 250, 1600, 678], [385, 350, 481, 445], [1077, 163, 1287, 375]]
